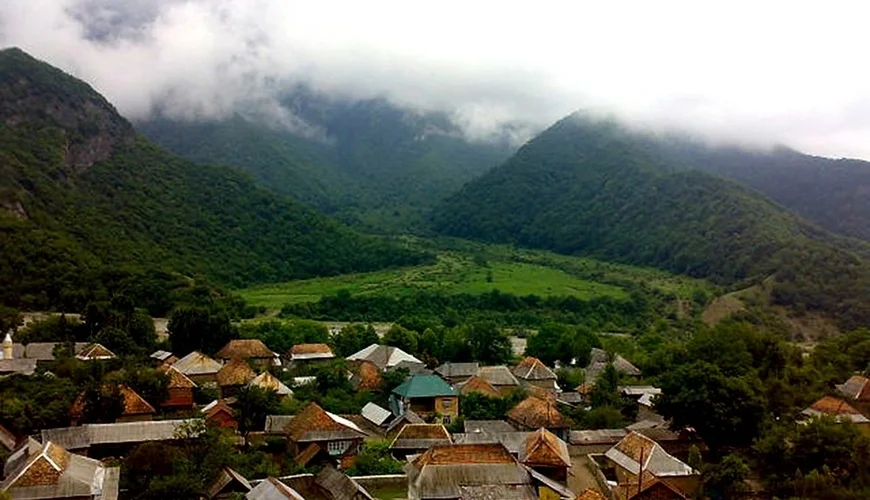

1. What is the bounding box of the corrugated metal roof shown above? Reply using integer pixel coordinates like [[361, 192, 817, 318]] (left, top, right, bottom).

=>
[[361, 402, 392, 426], [41, 419, 200, 449], [347, 344, 423, 370], [173, 351, 223, 376], [435, 362, 479, 378], [463, 420, 517, 434]]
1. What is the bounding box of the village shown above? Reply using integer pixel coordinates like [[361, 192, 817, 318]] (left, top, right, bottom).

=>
[[1, 319, 868, 500]]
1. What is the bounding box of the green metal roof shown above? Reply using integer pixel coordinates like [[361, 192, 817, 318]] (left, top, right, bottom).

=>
[[392, 374, 456, 398]]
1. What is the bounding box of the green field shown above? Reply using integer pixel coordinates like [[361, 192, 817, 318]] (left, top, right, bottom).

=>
[[238, 239, 712, 311]]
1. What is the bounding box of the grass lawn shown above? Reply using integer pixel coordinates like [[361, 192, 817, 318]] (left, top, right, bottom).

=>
[[237, 238, 713, 311]]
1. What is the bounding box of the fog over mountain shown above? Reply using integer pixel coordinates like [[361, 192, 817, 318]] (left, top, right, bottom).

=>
[[3, 1, 870, 157]]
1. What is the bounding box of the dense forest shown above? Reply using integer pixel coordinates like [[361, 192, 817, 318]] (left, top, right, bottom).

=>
[[433, 114, 870, 328], [0, 48, 426, 312], [138, 88, 515, 233]]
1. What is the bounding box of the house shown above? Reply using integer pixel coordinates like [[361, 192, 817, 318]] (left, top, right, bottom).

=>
[[216, 339, 279, 368], [150, 350, 177, 366], [601, 431, 697, 500], [347, 344, 425, 372], [160, 365, 196, 410], [206, 466, 252, 499], [41, 419, 201, 458], [0, 439, 119, 499], [801, 396, 870, 430], [405, 442, 575, 500], [390, 424, 452, 459], [570, 429, 629, 455], [216, 359, 257, 397], [512, 357, 559, 392], [478, 365, 521, 396], [361, 402, 393, 428], [202, 400, 238, 430], [248, 371, 293, 398], [508, 395, 570, 439], [1, 335, 86, 374], [836, 375, 870, 411], [576, 490, 608, 500], [391, 375, 459, 422], [586, 348, 641, 384], [70, 385, 156, 425], [451, 427, 570, 481], [284, 402, 367, 468], [246, 467, 375, 500], [172, 351, 223, 386], [0, 358, 37, 376], [349, 360, 383, 392], [265, 415, 294, 435], [455, 376, 501, 398], [463, 420, 517, 434], [384, 409, 425, 437], [287, 343, 335, 366], [8, 340, 89, 364], [435, 362, 479, 384], [75, 343, 116, 361]]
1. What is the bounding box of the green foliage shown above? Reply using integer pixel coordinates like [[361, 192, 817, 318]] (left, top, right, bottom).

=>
[[235, 386, 281, 435], [347, 440, 404, 476], [168, 306, 238, 355], [114, 366, 169, 411], [459, 391, 525, 421], [383, 324, 419, 355], [432, 113, 870, 327], [465, 321, 513, 365], [703, 453, 750, 500], [332, 323, 379, 357], [581, 406, 625, 430], [0, 374, 76, 435], [526, 322, 599, 366]]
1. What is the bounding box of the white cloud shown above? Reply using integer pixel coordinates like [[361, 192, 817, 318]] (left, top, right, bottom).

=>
[[2, 0, 870, 157]]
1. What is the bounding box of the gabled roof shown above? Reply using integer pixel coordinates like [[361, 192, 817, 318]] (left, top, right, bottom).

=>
[[0, 423, 17, 452], [173, 351, 223, 376], [576, 489, 607, 500], [512, 357, 557, 381], [346, 344, 423, 370], [70, 385, 156, 420], [203, 400, 236, 421], [457, 376, 501, 398], [521, 428, 571, 468], [412, 443, 517, 467], [837, 375, 870, 402], [391, 424, 452, 451], [508, 396, 567, 430], [385, 409, 425, 434], [150, 350, 174, 362], [435, 362, 479, 379], [249, 372, 293, 396], [206, 466, 252, 499], [315, 466, 375, 500], [802, 396, 870, 423], [75, 343, 116, 361], [361, 402, 392, 427], [478, 365, 521, 387], [247, 476, 306, 500], [216, 339, 275, 360], [217, 359, 256, 387], [160, 365, 197, 389], [288, 343, 334, 360], [265, 415, 294, 434], [42, 419, 201, 449], [464, 420, 517, 434], [0, 440, 119, 498], [586, 348, 641, 382], [284, 402, 366, 443], [393, 375, 455, 398], [605, 432, 695, 478]]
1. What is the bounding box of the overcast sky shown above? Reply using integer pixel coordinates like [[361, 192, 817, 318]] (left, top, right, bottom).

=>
[[2, 1, 870, 158]]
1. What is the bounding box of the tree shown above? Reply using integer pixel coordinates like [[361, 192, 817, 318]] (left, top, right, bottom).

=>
[[332, 323, 379, 357], [582, 406, 624, 429], [81, 382, 124, 424], [383, 324, 419, 355], [656, 361, 766, 450], [118, 366, 169, 410], [235, 385, 281, 436], [168, 306, 236, 355], [467, 322, 512, 365], [347, 440, 403, 476], [703, 453, 750, 500]]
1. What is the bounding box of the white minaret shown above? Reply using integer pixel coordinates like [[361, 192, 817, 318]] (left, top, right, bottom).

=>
[[2, 332, 12, 360]]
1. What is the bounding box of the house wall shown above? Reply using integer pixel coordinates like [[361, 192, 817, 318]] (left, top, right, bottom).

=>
[[435, 396, 459, 417], [188, 373, 218, 386], [163, 388, 194, 408], [208, 411, 238, 429], [525, 379, 558, 391]]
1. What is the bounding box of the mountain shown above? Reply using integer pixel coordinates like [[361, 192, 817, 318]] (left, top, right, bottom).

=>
[[0, 48, 426, 312], [433, 113, 870, 328], [137, 89, 516, 233]]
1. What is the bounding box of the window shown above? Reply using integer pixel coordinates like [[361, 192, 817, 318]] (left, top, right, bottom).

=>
[[441, 399, 453, 408], [327, 440, 350, 455]]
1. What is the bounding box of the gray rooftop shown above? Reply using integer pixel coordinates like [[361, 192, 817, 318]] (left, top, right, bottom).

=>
[[41, 419, 201, 449]]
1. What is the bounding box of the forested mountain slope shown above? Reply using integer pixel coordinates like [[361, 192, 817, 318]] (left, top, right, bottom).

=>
[[138, 89, 515, 232], [0, 48, 425, 312], [433, 113, 870, 327]]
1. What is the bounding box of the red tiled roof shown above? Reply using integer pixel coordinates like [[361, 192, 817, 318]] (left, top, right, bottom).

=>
[[216, 359, 256, 387], [394, 424, 451, 441], [524, 428, 570, 468], [290, 343, 333, 355], [215, 339, 275, 360], [576, 489, 607, 500], [508, 395, 566, 429], [160, 365, 197, 389], [809, 396, 864, 416], [70, 385, 156, 419], [458, 376, 501, 398], [284, 402, 351, 442]]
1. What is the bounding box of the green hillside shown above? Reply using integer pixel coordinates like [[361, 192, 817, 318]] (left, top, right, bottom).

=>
[[0, 48, 426, 312], [433, 113, 870, 328], [138, 90, 515, 233]]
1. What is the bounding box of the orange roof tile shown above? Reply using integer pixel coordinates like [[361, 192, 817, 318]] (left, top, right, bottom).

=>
[[215, 339, 275, 360], [613, 432, 657, 466], [290, 343, 334, 355], [508, 395, 566, 429], [204, 400, 235, 419], [216, 359, 256, 387], [75, 343, 116, 360], [353, 360, 383, 391], [160, 365, 197, 389], [412, 443, 515, 468], [284, 402, 352, 442], [512, 357, 557, 380], [810, 396, 864, 416], [576, 489, 607, 500], [458, 376, 501, 398], [70, 384, 156, 419], [524, 428, 571, 468]]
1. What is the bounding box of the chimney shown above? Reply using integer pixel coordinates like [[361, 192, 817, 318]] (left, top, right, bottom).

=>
[[2, 332, 12, 360]]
